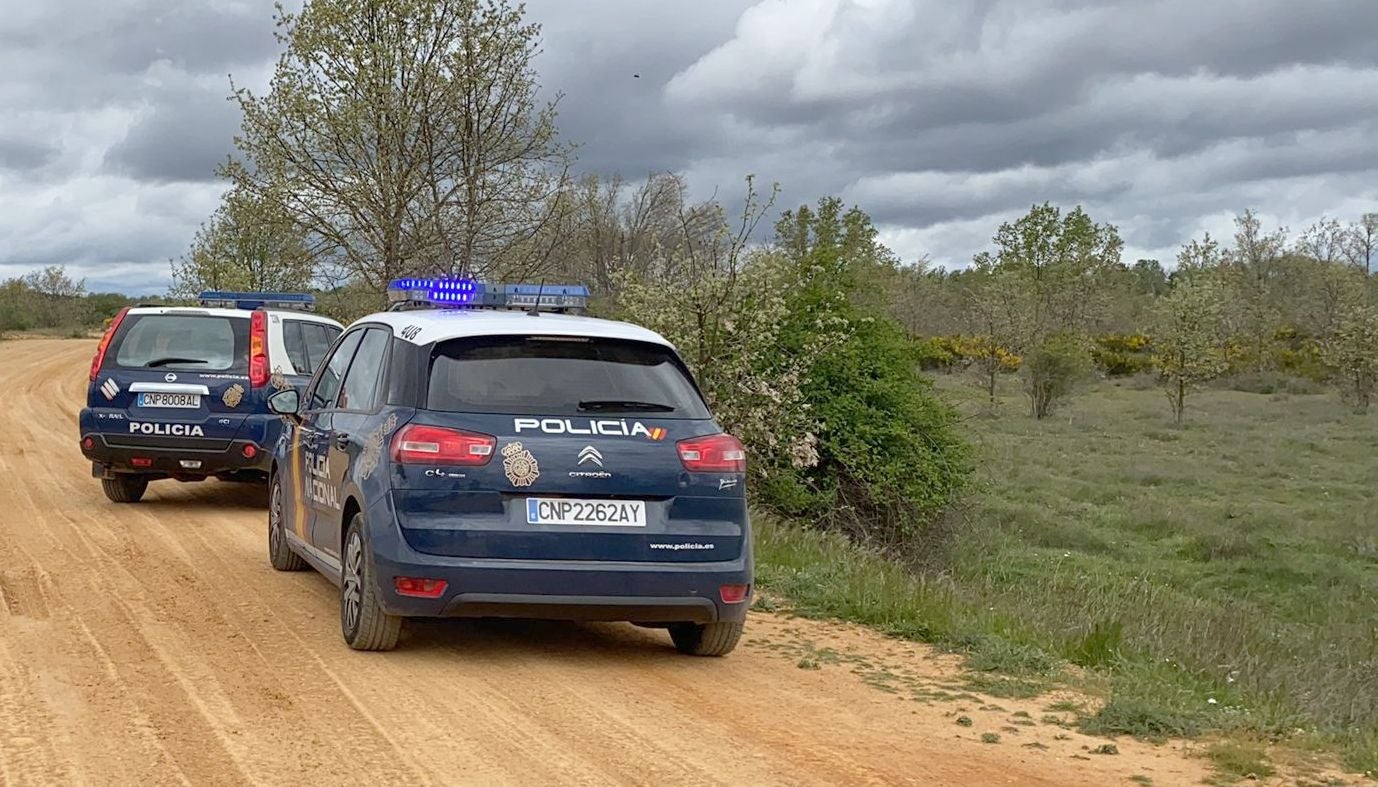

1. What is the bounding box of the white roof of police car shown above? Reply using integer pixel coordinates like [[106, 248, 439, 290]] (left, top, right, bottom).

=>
[[124, 305, 340, 324], [358, 308, 674, 348]]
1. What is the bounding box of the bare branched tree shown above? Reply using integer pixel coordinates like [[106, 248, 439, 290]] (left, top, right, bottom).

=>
[[1345, 212, 1378, 276], [1296, 216, 1348, 265], [226, 0, 571, 290], [546, 172, 723, 297]]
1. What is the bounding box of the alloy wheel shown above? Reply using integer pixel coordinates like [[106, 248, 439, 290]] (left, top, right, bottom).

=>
[[342, 530, 363, 633], [269, 482, 283, 545]]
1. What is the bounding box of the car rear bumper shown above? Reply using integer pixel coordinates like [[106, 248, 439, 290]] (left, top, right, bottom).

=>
[[368, 510, 752, 624], [441, 593, 721, 623], [79, 432, 272, 477], [372, 555, 752, 624], [79, 408, 278, 477]]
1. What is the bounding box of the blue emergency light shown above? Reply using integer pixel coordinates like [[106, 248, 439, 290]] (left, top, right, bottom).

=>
[[388, 278, 482, 305], [198, 291, 316, 311], [386, 278, 589, 312]]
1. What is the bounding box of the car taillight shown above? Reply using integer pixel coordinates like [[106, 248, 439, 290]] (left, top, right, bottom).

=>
[[249, 309, 269, 388], [720, 584, 751, 604], [677, 433, 746, 473], [391, 425, 496, 466], [394, 577, 448, 598], [89, 307, 130, 381]]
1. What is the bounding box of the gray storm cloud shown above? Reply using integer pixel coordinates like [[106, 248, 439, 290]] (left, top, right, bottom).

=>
[[0, 0, 1375, 291]]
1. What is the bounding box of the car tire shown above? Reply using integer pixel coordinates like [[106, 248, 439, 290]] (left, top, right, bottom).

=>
[[340, 514, 402, 651], [669, 620, 743, 657], [268, 474, 307, 572], [101, 475, 148, 503]]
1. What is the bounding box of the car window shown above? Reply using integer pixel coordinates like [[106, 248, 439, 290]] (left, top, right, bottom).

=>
[[304, 323, 341, 372], [282, 320, 310, 374], [427, 336, 710, 418], [113, 314, 248, 372], [309, 330, 363, 410], [337, 329, 390, 411], [281, 320, 341, 376]]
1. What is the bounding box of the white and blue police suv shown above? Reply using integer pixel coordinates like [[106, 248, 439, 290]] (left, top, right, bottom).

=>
[[265, 279, 752, 654], [80, 292, 343, 502]]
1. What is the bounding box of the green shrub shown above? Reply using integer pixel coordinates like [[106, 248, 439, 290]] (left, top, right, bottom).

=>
[[964, 634, 1061, 675], [1022, 333, 1091, 418], [1081, 695, 1209, 740], [1093, 350, 1154, 377], [792, 317, 971, 545], [907, 335, 1023, 373], [620, 196, 971, 551], [1091, 334, 1154, 377], [913, 335, 958, 371], [1276, 344, 1329, 382]]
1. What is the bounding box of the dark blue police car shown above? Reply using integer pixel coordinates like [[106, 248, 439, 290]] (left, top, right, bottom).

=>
[[80, 292, 343, 502], [266, 279, 751, 654]]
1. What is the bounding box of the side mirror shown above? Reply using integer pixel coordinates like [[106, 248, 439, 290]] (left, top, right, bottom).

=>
[[268, 388, 301, 420]]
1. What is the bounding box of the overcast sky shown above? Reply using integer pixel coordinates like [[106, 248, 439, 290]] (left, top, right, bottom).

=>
[[3, 0, 1377, 294]]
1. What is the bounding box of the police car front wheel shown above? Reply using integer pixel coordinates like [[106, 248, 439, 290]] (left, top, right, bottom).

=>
[[101, 475, 148, 504], [268, 475, 307, 571], [340, 514, 402, 651]]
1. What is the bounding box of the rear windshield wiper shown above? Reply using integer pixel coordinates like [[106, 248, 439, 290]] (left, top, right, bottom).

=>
[[577, 399, 676, 413], [144, 357, 210, 368]]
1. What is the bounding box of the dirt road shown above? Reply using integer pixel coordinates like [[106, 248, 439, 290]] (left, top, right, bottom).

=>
[[0, 339, 1212, 786]]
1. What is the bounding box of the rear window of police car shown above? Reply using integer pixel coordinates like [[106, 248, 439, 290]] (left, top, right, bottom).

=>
[[427, 336, 710, 418], [113, 314, 250, 373]]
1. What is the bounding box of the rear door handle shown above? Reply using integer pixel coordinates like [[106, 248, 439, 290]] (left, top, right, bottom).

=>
[[334, 433, 351, 451]]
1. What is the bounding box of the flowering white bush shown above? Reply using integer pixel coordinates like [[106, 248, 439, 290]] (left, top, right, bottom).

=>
[[616, 192, 970, 548], [616, 249, 848, 482]]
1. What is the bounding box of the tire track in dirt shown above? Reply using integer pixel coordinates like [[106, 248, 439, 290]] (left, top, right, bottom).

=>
[[0, 339, 1218, 786], [3, 341, 416, 787], [3, 350, 240, 785]]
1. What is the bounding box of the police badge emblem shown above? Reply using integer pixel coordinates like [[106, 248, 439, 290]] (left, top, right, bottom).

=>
[[270, 367, 289, 391], [222, 383, 245, 408], [501, 442, 540, 487]]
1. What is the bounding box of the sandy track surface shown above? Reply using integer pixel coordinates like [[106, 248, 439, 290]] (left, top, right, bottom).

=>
[[0, 339, 1215, 786]]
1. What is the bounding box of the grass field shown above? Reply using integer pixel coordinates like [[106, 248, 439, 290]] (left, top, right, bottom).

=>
[[756, 373, 1378, 776]]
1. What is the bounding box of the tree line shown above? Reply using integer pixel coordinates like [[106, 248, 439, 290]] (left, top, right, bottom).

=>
[[0, 267, 141, 337], [888, 206, 1378, 419]]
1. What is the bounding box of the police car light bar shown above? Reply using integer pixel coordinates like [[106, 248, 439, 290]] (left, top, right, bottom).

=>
[[386, 278, 589, 312], [198, 291, 316, 311], [388, 278, 482, 306]]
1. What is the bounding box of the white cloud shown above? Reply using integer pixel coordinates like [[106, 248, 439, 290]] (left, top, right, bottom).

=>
[[665, 0, 841, 105]]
